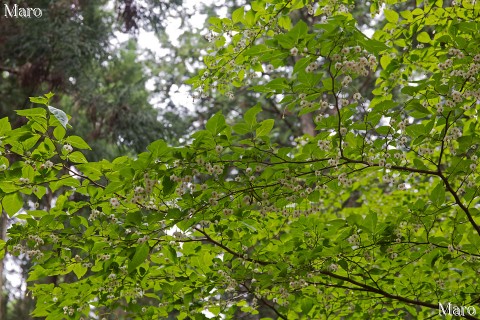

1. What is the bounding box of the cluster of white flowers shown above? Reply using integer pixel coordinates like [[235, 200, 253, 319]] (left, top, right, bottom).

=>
[[209, 190, 221, 206], [397, 119, 409, 133], [444, 126, 462, 143], [205, 32, 217, 42], [341, 75, 352, 87], [305, 60, 320, 73], [328, 157, 339, 167], [27, 234, 44, 246], [217, 269, 238, 293], [110, 197, 120, 208], [438, 59, 453, 71], [383, 174, 395, 184], [328, 263, 338, 272], [19, 177, 30, 184], [353, 92, 362, 100], [277, 286, 290, 302], [225, 91, 234, 100], [289, 279, 308, 290], [451, 90, 462, 103], [335, 52, 377, 77], [137, 235, 149, 244], [448, 48, 465, 59], [393, 152, 407, 162], [39, 160, 54, 170], [317, 139, 331, 151], [347, 233, 360, 245], [204, 162, 225, 175], [337, 172, 352, 187], [88, 208, 103, 221], [63, 306, 75, 316], [24, 248, 43, 259], [222, 208, 234, 216], [418, 147, 434, 156]]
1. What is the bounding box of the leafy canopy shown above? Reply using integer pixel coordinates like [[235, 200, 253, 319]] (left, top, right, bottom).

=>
[[3, 0, 480, 319]]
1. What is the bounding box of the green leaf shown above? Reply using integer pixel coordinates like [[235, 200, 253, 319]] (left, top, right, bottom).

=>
[[162, 175, 175, 196], [65, 136, 91, 150], [364, 210, 378, 232], [244, 104, 262, 126], [206, 112, 226, 135], [380, 54, 392, 69], [429, 182, 445, 207], [128, 243, 150, 274], [48, 106, 68, 129], [233, 123, 251, 134], [384, 9, 399, 23], [288, 20, 308, 44], [417, 31, 431, 43], [29, 96, 48, 105], [16, 108, 46, 118], [147, 140, 169, 158], [2, 193, 23, 216], [53, 126, 66, 140], [0, 118, 11, 135], [73, 263, 87, 279], [104, 181, 125, 194], [232, 7, 244, 24], [256, 119, 274, 137], [68, 151, 88, 164]]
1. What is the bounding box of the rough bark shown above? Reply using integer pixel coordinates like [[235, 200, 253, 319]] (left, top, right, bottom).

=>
[[300, 113, 316, 136]]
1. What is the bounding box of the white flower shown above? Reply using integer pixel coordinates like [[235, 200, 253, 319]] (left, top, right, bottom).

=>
[[19, 177, 30, 184], [290, 47, 298, 56], [341, 76, 352, 86], [110, 198, 120, 208], [328, 263, 338, 272], [63, 144, 73, 153]]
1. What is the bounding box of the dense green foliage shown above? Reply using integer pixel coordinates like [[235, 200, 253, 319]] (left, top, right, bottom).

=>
[[2, 0, 480, 319]]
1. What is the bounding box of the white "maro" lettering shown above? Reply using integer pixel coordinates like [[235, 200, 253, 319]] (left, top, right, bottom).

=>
[[439, 302, 477, 316], [4, 4, 43, 18]]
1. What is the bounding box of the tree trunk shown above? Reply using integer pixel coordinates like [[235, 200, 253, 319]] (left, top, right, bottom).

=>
[[300, 113, 316, 136]]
